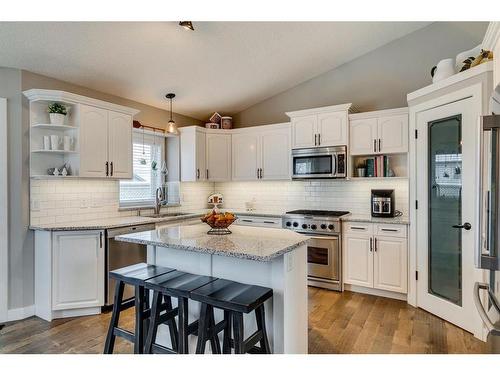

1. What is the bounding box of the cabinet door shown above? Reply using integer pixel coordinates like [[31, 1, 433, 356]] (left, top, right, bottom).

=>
[[261, 127, 291, 180], [206, 133, 231, 181], [317, 111, 347, 147], [343, 234, 373, 288], [373, 236, 407, 293], [291, 115, 317, 148], [52, 231, 104, 310], [349, 118, 378, 155], [196, 130, 207, 181], [79, 105, 109, 177], [377, 114, 408, 154], [108, 111, 132, 179], [232, 132, 259, 181]]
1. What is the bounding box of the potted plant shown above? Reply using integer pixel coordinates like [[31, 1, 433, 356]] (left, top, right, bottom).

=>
[[47, 102, 68, 125]]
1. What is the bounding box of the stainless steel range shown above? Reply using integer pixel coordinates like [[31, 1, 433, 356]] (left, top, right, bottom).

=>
[[282, 210, 349, 291]]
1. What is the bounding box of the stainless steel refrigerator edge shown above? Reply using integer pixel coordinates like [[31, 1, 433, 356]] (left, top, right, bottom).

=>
[[475, 83, 500, 351]]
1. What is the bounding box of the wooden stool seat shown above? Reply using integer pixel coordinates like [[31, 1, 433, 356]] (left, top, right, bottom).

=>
[[144, 271, 218, 354], [190, 279, 273, 354], [190, 279, 273, 314], [104, 263, 177, 354]]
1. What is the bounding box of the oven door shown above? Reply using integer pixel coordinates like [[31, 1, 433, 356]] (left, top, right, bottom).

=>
[[292, 149, 336, 179], [307, 235, 340, 281]]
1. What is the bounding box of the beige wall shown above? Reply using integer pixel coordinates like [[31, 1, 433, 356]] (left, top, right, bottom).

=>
[[21, 71, 203, 128], [233, 22, 489, 127]]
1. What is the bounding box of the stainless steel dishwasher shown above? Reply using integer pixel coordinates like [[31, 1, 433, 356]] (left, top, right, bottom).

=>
[[106, 223, 156, 306]]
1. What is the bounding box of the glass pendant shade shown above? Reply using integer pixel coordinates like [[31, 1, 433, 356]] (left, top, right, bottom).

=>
[[167, 120, 178, 134]]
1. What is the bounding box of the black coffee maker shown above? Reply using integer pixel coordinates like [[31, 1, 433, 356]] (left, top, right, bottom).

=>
[[371, 189, 395, 217]]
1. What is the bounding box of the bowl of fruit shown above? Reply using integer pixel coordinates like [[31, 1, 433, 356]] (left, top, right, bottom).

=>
[[201, 210, 237, 235]]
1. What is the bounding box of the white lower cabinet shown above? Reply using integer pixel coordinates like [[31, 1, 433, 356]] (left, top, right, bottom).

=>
[[35, 230, 105, 321], [343, 222, 407, 295]]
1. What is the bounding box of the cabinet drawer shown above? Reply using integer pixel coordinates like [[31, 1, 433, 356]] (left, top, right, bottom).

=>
[[235, 216, 282, 228], [343, 222, 373, 235], [374, 224, 406, 238]]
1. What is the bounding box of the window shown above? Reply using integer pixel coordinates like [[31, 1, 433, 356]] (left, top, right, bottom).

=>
[[119, 130, 165, 207]]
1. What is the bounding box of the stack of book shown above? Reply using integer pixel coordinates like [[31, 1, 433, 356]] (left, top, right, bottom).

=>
[[365, 155, 391, 177]]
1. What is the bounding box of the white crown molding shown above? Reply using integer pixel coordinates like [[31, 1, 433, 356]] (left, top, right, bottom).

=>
[[285, 103, 353, 118], [482, 22, 500, 50], [349, 107, 408, 120], [23, 89, 140, 116], [407, 61, 493, 103]]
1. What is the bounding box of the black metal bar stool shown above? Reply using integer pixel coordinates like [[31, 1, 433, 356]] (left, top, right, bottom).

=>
[[190, 279, 273, 354], [103, 263, 176, 354], [143, 271, 218, 354]]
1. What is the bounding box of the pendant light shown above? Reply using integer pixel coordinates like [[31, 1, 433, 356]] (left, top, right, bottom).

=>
[[179, 21, 194, 31], [165, 93, 178, 135]]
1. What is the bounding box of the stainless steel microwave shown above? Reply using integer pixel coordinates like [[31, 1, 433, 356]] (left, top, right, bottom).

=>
[[291, 146, 347, 179]]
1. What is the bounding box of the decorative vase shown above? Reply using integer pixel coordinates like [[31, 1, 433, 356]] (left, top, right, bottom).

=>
[[357, 168, 366, 177], [49, 113, 65, 125]]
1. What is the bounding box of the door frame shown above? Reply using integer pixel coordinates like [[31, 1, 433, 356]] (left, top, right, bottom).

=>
[[0, 98, 8, 323], [408, 83, 488, 339]]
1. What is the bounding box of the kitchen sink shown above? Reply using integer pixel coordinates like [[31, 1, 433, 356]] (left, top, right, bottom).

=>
[[143, 212, 191, 218]]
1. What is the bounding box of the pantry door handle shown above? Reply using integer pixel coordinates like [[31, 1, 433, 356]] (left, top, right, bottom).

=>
[[110, 162, 114, 176], [105, 161, 109, 176]]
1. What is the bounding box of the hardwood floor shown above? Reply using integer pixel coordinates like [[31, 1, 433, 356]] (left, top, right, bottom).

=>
[[0, 288, 491, 354]]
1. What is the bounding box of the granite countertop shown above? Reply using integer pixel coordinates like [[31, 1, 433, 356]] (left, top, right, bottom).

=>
[[29, 208, 284, 231], [342, 214, 410, 225], [115, 223, 309, 262]]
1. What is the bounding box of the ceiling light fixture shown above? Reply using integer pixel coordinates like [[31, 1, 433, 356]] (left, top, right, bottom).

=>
[[165, 93, 178, 135], [179, 21, 194, 31]]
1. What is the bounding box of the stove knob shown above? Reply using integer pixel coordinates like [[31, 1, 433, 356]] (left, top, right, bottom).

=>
[[285, 221, 292, 227], [320, 224, 327, 230], [292, 222, 299, 227], [311, 224, 317, 230], [302, 224, 308, 229], [328, 224, 334, 230]]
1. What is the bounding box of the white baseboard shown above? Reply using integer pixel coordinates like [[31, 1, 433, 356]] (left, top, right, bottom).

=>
[[6, 305, 35, 322], [344, 284, 407, 301]]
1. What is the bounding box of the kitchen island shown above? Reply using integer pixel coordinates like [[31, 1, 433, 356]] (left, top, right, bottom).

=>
[[116, 223, 309, 354]]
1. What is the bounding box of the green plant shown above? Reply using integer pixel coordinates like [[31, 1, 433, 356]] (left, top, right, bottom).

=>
[[47, 102, 68, 115]]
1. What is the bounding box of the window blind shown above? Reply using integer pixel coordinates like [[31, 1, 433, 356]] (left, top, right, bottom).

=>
[[119, 131, 165, 207]]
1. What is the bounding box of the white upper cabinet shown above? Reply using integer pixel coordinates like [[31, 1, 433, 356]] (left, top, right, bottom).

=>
[[180, 127, 206, 181], [260, 126, 291, 180], [377, 115, 408, 154], [287, 104, 352, 149], [349, 108, 408, 156], [232, 132, 260, 180], [107, 111, 132, 179], [232, 123, 291, 181], [317, 111, 347, 146], [80, 105, 133, 178], [24, 89, 139, 179], [79, 105, 108, 178], [206, 133, 231, 181], [291, 115, 317, 148], [349, 118, 377, 155]]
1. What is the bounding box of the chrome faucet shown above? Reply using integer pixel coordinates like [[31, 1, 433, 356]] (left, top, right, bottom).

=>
[[154, 187, 164, 215]]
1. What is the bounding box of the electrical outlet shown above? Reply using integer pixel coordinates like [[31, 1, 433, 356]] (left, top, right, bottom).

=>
[[80, 199, 89, 208]]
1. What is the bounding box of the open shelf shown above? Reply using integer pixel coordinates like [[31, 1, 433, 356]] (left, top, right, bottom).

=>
[[31, 123, 78, 131], [349, 152, 408, 179]]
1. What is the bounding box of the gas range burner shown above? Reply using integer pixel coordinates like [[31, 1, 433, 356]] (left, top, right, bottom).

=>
[[285, 210, 350, 217]]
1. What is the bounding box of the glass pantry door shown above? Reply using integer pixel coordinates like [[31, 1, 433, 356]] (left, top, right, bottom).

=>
[[416, 97, 481, 336]]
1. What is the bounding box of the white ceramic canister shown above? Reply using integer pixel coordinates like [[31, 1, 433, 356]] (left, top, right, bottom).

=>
[[431, 58, 456, 83], [221, 116, 233, 129]]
